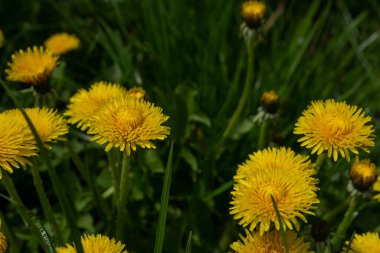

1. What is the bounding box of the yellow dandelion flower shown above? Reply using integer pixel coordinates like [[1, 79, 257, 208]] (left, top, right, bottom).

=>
[[4, 108, 68, 147], [230, 147, 319, 235], [0, 231, 8, 253], [44, 32, 80, 55], [373, 177, 380, 201], [6, 46, 59, 87], [127, 87, 146, 99], [65, 81, 128, 131], [294, 99, 374, 162], [56, 234, 128, 253], [0, 112, 38, 177], [350, 158, 377, 191], [241, 1, 266, 29], [342, 232, 380, 252], [231, 230, 312, 253], [88, 96, 170, 154], [261, 90, 279, 114]]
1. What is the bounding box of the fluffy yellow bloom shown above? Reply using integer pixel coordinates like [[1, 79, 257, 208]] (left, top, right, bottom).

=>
[[89, 96, 170, 154], [0, 112, 38, 177], [350, 159, 377, 191], [230, 230, 312, 253], [241, 1, 266, 28], [56, 234, 128, 253], [294, 99, 374, 161], [373, 177, 380, 201], [0, 231, 8, 253], [4, 108, 68, 147], [342, 232, 380, 252], [6, 46, 59, 86], [65, 81, 128, 131], [127, 87, 146, 99], [44, 32, 80, 55], [230, 147, 319, 235]]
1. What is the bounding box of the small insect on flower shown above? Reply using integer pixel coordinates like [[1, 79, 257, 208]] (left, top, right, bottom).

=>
[[230, 230, 312, 253], [230, 147, 319, 235], [44, 32, 80, 55], [342, 232, 380, 253], [56, 234, 128, 253], [294, 99, 375, 162]]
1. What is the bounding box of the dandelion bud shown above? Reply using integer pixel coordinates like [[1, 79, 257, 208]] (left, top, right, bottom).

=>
[[261, 90, 279, 114], [241, 1, 266, 29], [350, 159, 377, 192], [127, 87, 146, 100], [0, 231, 9, 253]]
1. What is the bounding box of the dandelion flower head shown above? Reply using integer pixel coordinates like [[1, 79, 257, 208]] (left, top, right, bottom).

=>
[[342, 232, 380, 253], [230, 230, 312, 253], [230, 147, 319, 235], [89, 96, 170, 154], [65, 81, 128, 131], [56, 234, 128, 253], [44, 32, 80, 55], [0, 112, 38, 177], [6, 46, 59, 85], [350, 158, 377, 191], [294, 99, 374, 161], [241, 1, 266, 29], [127, 87, 146, 99]]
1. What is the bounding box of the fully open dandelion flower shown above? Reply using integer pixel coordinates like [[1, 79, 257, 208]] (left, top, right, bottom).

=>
[[0, 113, 38, 178], [230, 147, 319, 235], [89, 96, 170, 154], [4, 108, 68, 147], [350, 159, 377, 191], [44, 32, 80, 55], [6, 46, 59, 86], [56, 234, 128, 253], [231, 230, 312, 253], [342, 232, 380, 252], [294, 99, 374, 162], [65, 81, 128, 131]]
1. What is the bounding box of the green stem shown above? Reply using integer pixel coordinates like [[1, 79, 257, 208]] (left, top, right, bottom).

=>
[[257, 121, 267, 150], [115, 152, 131, 240], [329, 197, 358, 251], [315, 153, 327, 170], [271, 195, 289, 253], [31, 160, 63, 244], [108, 151, 120, 206]]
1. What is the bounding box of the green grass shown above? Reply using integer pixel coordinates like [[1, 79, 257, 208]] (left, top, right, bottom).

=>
[[1, 0, 380, 252]]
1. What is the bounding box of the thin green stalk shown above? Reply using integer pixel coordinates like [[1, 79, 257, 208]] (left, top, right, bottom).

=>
[[257, 121, 268, 150], [2, 172, 55, 253], [115, 151, 131, 240], [108, 151, 120, 206], [271, 195, 289, 253], [0, 78, 84, 253], [154, 143, 174, 253], [329, 196, 358, 251], [31, 160, 64, 244], [185, 231, 192, 253], [315, 154, 327, 170]]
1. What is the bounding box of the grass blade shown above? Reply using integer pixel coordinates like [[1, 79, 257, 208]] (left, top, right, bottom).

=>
[[271, 195, 289, 253], [185, 231, 192, 253]]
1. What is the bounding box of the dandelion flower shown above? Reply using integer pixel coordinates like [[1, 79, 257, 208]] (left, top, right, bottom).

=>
[[373, 177, 380, 201], [56, 234, 128, 253], [342, 232, 380, 252], [294, 99, 374, 161], [350, 159, 377, 191], [4, 108, 68, 147], [0, 113, 38, 177], [127, 87, 146, 99], [230, 147, 319, 235], [44, 32, 80, 55], [241, 1, 266, 29], [0, 231, 8, 253], [65, 81, 128, 131], [231, 230, 312, 253], [6, 46, 59, 87], [89, 96, 170, 154]]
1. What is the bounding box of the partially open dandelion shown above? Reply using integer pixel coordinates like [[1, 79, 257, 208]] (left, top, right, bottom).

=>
[[261, 90, 279, 114], [241, 1, 266, 29], [56, 234, 128, 253], [44, 32, 80, 55], [89, 96, 170, 155], [230, 230, 312, 253], [127, 86, 146, 99], [294, 99, 374, 161], [342, 232, 380, 252], [230, 147, 319, 235], [350, 159, 377, 191], [4, 108, 68, 147], [6, 46, 59, 91], [0, 112, 38, 178], [65, 81, 128, 131]]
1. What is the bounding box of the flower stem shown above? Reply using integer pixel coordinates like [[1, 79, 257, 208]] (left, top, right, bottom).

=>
[[31, 160, 64, 244], [115, 151, 131, 240], [257, 121, 267, 150], [315, 154, 327, 170]]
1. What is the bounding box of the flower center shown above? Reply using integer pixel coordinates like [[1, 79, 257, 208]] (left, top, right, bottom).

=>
[[325, 114, 353, 138], [118, 109, 144, 131], [262, 184, 283, 203]]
